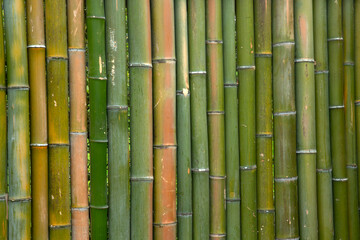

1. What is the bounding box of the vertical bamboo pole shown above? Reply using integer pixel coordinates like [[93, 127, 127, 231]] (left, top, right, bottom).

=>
[[45, 0, 70, 238], [0, 1, 6, 239], [105, 0, 129, 239], [343, 0, 360, 238], [236, 0, 257, 238], [187, 0, 210, 239], [86, 0, 108, 238], [355, 0, 360, 222], [272, 0, 299, 239], [175, 0, 192, 239], [222, 0, 240, 239], [127, 1, 153, 239], [27, 0, 48, 239], [68, 0, 89, 239], [254, 0, 274, 239], [151, 1, 177, 239], [328, 0, 349, 239], [206, 1, 226, 239], [313, 0, 335, 238], [4, 0, 31, 239], [294, 0, 318, 238]]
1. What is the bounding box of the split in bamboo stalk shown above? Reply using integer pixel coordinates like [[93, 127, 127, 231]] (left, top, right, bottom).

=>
[[127, 0, 153, 239], [222, 0, 240, 239], [206, 1, 226, 239], [343, 0, 360, 238], [0, 0, 6, 238], [254, 0, 274, 238], [328, 0, 349, 239], [355, 0, 360, 222], [105, 0, 129, 239], [313, 0, 335, 238], [68, 0, 89, 239], [187, 0, 210, 239], [27, 0, 48, 239], [151, 1, 177, 239], [294, 0, 318, 238], [236, 0, 257, 238], [175, 0, 193, 239], [272, 0, 299, 238], [45, 0, 70, 238], [4, 0, 31, 239]]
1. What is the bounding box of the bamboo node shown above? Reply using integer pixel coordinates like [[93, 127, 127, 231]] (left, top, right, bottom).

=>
[[129, 63, 152, 68], [70, 132, 88, 136], [294, 58, 315, 63], [130, 176, 154, 182], [256, 133, 273, 138], [90, 139, 108, 143], [30, 143, 48, 147], [49, 224, 72, 229], [209, 175, 226, 179], [329, 105, 344, 109], [316, 168, 332, 173], [275, 238, 300, 240], [255, 53, 272, 58], [237, 65, 255, 70], [47, 56, 68, 61], [8, 197, 32, 202], [344, 61, 355, 66], [86, 15, 106, 20], [226, 198, 241, 202], [273, 111, 296, 116], [176, 88, 190, 96], [153, 222, 177, 227], [88, 76, 107, 81], [257, 209, 275, 214], [240, 165, 257, 170], [49, 143, 70, 147], [153, 144, 177, 149], [0, 85, 5, 90], [274, 176, 298, 182], [314, 70, 329, 74], [355, 100, 360, 106], [189, 71, 206, 75], [7, 86, 30, 90], [210, 234, 226, 237], [272, 41, 295, 47], [152, 58, 176, 63], [191, 168, 209, 172], [296, 149, 317, 154], [71, 207, 89, 211], [332, 178, 348, 182], [206, 39, 223, 44], [90, 205, 109, 209], [107, 105, 128, 111], [68, 48, 86, 52], [27, 44, 46, 49], [177, 212, 193, 217], [207, 111, 225, 115], [224, 82, 238, 87], [327, 37, 343, 42], [346, 164, 357, 169]]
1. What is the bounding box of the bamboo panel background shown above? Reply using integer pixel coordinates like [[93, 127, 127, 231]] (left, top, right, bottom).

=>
[[0, 0, 360, 239]]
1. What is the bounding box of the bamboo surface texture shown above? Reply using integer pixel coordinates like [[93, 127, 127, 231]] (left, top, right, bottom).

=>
[[356, 0, 360, 224]]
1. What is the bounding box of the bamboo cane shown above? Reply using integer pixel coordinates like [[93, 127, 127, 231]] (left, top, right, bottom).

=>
[[313, 0, 335, 238], [187, 0, 210, 239], [4, 0, 31, 239], [294, 0, 318, 238], [68, 0, 89, 239], [272, 0, 299, 239], [127, 1, 153, 239], [236, 0, 257, 238], [343, 0, 360, 239], [355, 0, 360, 222], [254, 0, 274, 239], [0, 1, 6, 239], [222, 0, 240, 239], [45, 0, 70, 238], [26, 0, 48, 239], [86, 0, 108, 238], [175, 1, 192, 239], [151, 1, 177, 239], [328, 0, 349, 239], [105, 0, 129, 239], [206, 1, 226, 239]]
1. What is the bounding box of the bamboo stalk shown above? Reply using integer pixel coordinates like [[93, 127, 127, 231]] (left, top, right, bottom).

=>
[[0, 0, 6, 239], [68, 0, 89, 239], [272, 0, 299, 238], [127, 1, 153, 239], [26, 0, 48, 239], [175, 0, 192, 239], [254, 0, 274, 239], [222, 0, 240, 239], [236, 0, 257, 238], [313, 0, 335, 238], [343, 0, 360, 238], [187, 1, 210, 239], [355, 0, 360, 223], [294, 0, 318, 238], [45, 0, 70, 238], [206, 1, 226, 239], [151, 1, 177, 239], [4, 0, 31, 239], [105, 0, 129, 239], [328, 0, 349, 239]]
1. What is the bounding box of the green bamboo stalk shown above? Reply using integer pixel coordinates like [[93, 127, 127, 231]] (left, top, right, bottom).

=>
[[105, 0, 129, 239], [313, 0, 335, 239], [206, 1, 226, 239], [68, 0, 89, 239], [26, 0, 48, 239], [4, 0, 31, 239], [127, 1, 153, 239], [175, 0, 192, 239], [272, 0, 299, 238], [0, 0, 6, 239], [151, 1, 177, 239], [236, 0, 257, 238], [343, 0, 360, 239], [254, 0, 274, 239], [328, 0, 349, 239], [222, 0, 240, 239], [45, 0, 70, 238], [187, 0, 210, 239], [294, 0, 318, 238], [355, 0, 360, 222]]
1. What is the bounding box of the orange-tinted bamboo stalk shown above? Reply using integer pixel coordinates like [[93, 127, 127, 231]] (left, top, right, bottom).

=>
[[68, 0, 89, 239], [26, 0, 48, 239]]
